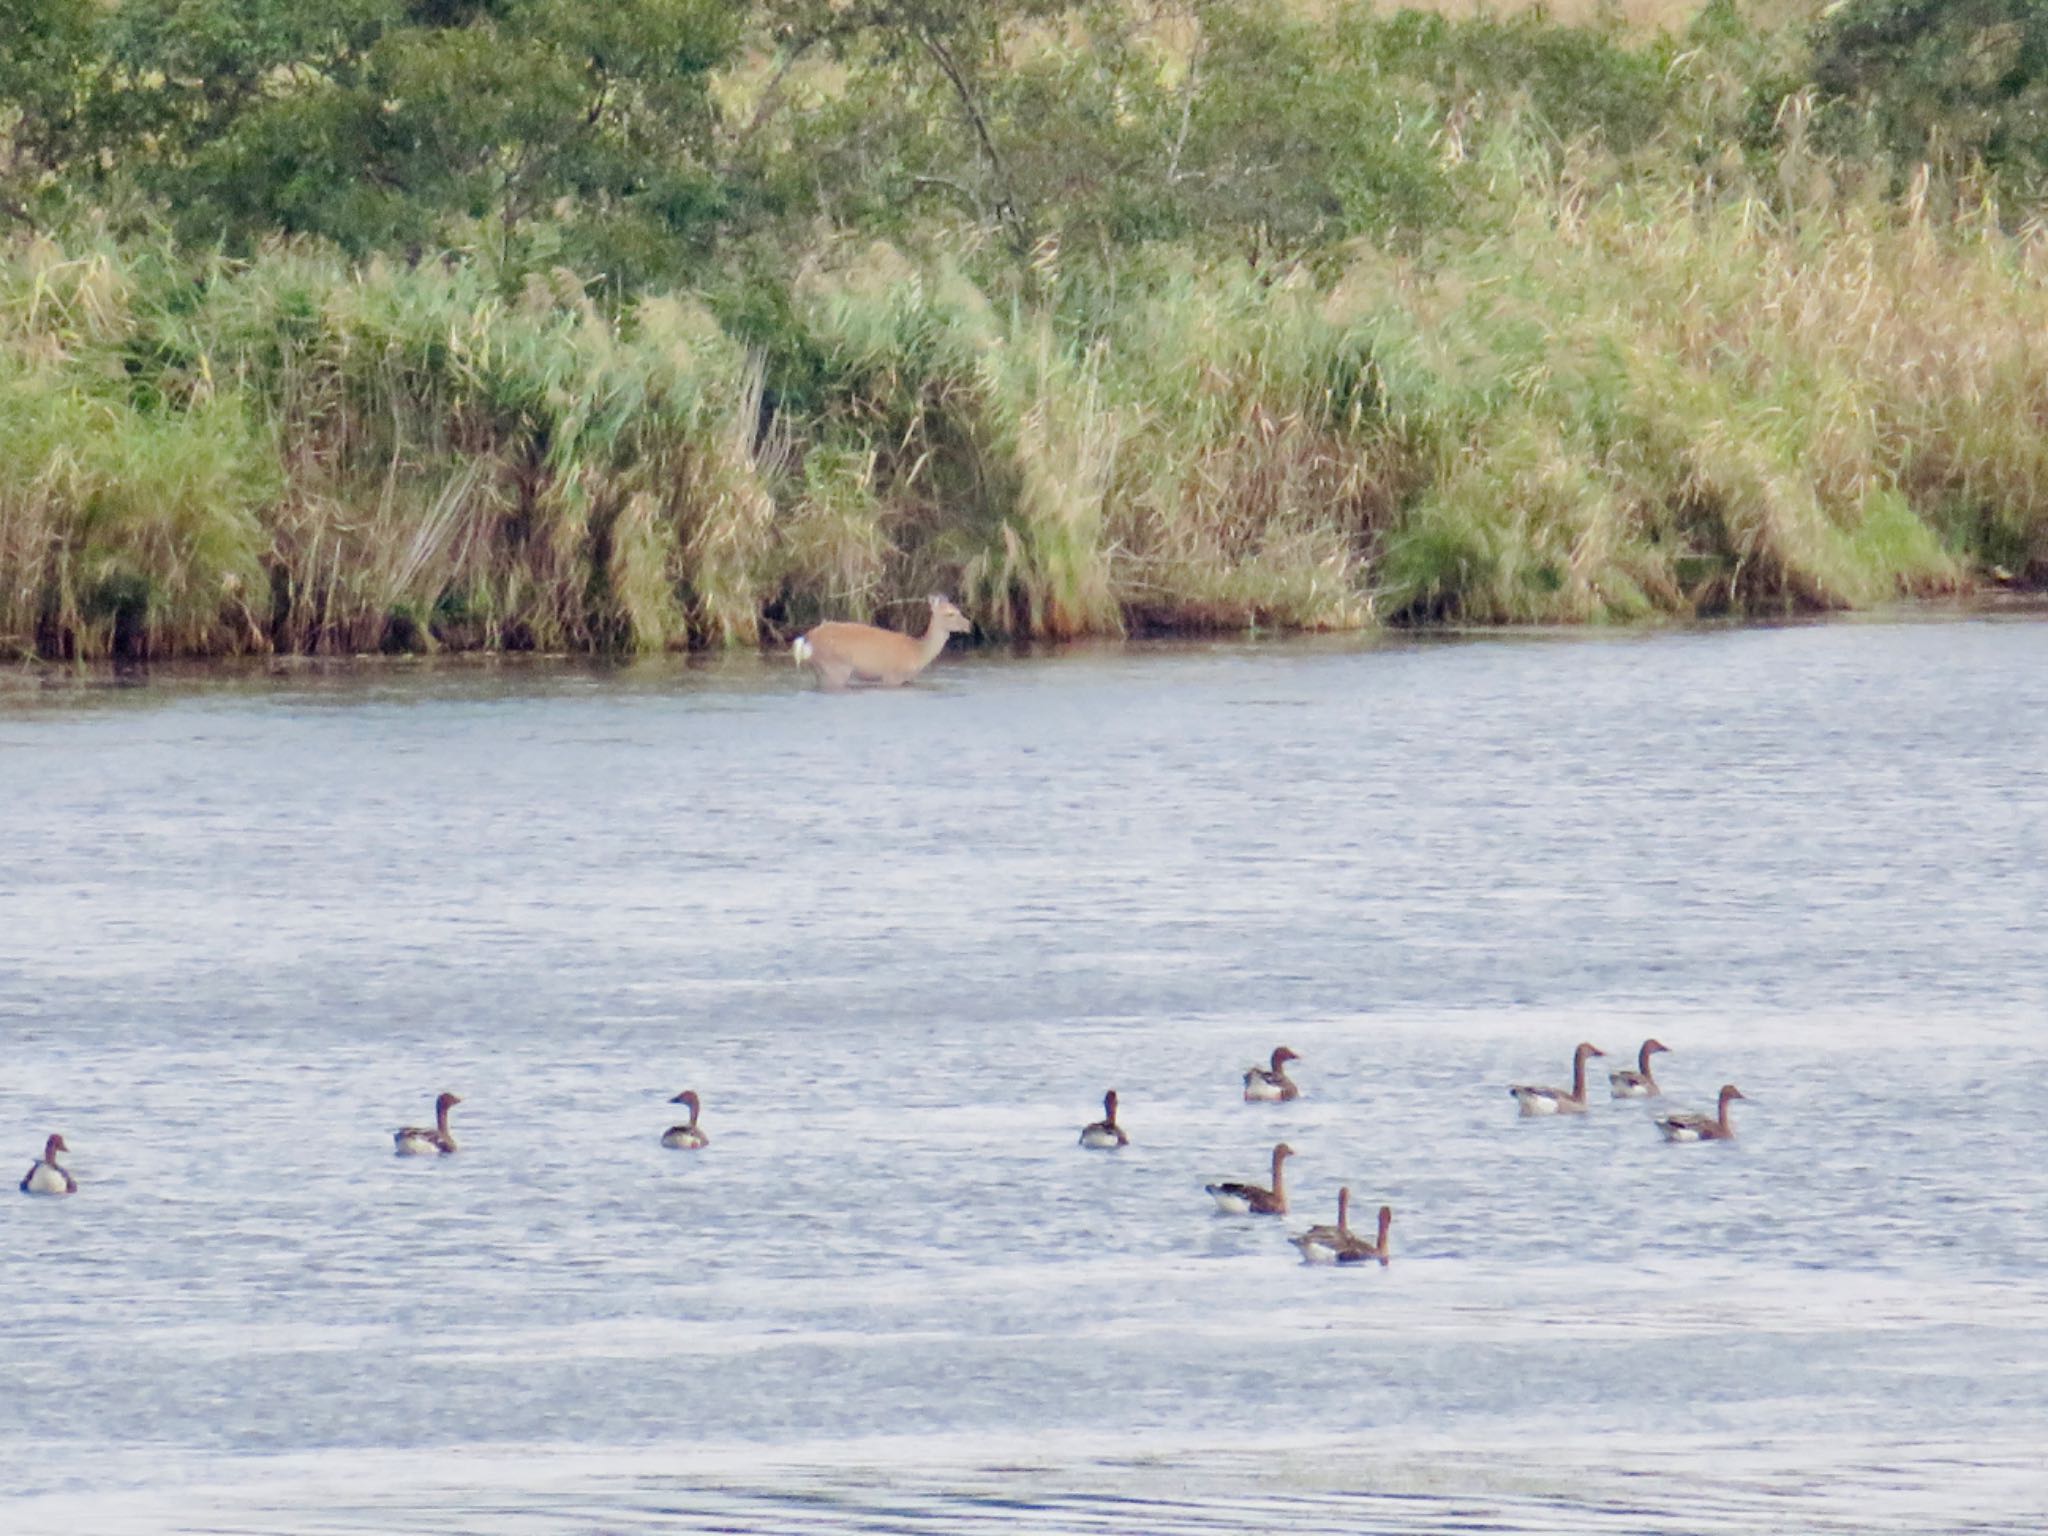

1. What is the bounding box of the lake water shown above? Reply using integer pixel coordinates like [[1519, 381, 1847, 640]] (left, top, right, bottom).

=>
[[3, 613, 2045, 1534]]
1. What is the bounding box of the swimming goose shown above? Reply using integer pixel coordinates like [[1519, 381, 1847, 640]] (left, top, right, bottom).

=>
[[1656, 1084, 1747, 1143], [19, 1134, 76, 1196], [1242, 1046, 1302, 1102], [393, 1092, 461, 1156], [1292, 1189, 1394, 1265], [1205, 1142, 1295, 1215], [1336, 1204, 1394, 1266], [1291, 1186, 1358, 1262], [1508, 1042, 1606, 1117], [1610, 1038, 1671, 1099], [661, 1090, 709, 1150], [1079, 1089, 1128, 1149]]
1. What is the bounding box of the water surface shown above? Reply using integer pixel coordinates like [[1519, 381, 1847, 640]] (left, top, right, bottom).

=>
[[3, 616, 2045, 1532]]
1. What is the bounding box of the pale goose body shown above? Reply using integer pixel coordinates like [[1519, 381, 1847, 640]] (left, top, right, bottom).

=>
[[19, 1134, 76, 1196], [661, 1090, 709, 1150], [1205, 1143, 1294, 1215], [1079, 1089, 1128, 1149], [1242, 1047, 1301, 1103], [1291, 1185, 1355, 1262], [393, 1092, 461, 1156], [1609, 1038, 1671, 1099], [1508, 1043, 1605, 1117], [1656, 1084, 1747, 1143], [1336, 1204, 1394, 1266], [1292, 1190, 1394, 1265]]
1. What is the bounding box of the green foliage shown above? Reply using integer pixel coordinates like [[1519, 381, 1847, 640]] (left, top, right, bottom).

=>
[[1342, 6, 1675, 154], [1169, 6, 1454, 254], [0, 0, 100, 221], [42, 0, 741, 284], [0, 236, 779, 656], [788, 2, 1462, 262], [1812, 0, 2048, 190], [0, 240, 280, 657], [7, 3, 2048, 659]]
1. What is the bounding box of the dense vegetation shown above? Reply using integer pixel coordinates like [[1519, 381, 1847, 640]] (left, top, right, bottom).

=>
[[4, 0, 2047, 658]]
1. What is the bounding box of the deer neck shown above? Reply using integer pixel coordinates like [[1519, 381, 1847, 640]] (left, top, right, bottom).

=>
[[915, 615, 952, 668]]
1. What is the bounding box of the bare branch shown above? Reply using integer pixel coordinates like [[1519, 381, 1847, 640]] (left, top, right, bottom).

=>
[[722, 37, 817, 171], [915, 25, 1031, 252]]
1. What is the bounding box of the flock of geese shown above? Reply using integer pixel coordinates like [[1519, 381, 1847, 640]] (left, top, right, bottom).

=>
[[1504, 1037, 1751, 1138], [15, 1042, 1748, 1250], [13, 1086, 713, 1196], [1075, 1038, 1750, 1268]]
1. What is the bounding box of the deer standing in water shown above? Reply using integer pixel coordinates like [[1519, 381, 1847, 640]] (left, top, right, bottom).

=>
[[790, 596, 974, 689]]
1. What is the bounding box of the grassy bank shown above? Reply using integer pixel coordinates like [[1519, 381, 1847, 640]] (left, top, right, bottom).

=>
[[5, 3, 2048, 659]]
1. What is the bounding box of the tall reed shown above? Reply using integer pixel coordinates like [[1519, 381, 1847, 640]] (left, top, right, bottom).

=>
[[8, 162, 2048, 660], [0, 239, 278, 658]]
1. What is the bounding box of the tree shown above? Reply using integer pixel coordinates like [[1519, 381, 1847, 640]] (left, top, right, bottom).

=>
[[1813, 0, 2048, 190], [0, 0, 99, 225], [37, 0, 742, 280]]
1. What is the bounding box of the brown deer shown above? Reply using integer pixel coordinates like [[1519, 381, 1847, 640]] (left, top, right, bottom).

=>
[[790, 596, 974, 689]]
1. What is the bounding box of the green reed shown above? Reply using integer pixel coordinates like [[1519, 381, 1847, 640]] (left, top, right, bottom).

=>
[[5, 160, 2047, 660]]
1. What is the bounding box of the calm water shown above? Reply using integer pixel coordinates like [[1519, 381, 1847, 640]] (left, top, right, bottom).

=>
[[3, 615, 2046, 1534]]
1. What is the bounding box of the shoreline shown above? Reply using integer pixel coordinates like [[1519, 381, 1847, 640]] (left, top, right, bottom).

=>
[[6, 592, 2044, 697]]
